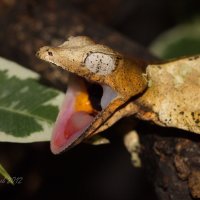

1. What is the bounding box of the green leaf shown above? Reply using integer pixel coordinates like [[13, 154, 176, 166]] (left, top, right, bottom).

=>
[[0, 57, 64, 142], [0, 163, 14, 185], [150, 18, 200, 59]]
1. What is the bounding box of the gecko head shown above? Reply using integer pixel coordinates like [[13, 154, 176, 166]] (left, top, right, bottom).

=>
[[37, 36, 147, 154], [37, 36, 119, 79]]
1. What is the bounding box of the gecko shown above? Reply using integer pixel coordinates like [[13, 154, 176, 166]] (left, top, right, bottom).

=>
[[37, 36, 200, 154]]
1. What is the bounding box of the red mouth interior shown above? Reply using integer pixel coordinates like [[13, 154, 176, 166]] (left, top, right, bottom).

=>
[[50, 74, 118, 154], [50, 76, 96, 154]]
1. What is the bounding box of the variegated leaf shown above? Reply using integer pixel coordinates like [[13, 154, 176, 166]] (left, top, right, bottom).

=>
[[0, 57, 64, 142]]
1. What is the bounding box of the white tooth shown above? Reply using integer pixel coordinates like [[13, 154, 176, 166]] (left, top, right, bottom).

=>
[[101, 85, 117, 109]]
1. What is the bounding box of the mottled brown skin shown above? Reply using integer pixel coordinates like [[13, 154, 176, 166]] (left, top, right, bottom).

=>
[[136, 56, 200, 134]]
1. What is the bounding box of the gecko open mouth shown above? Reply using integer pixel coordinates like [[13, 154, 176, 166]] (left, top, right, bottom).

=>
[[51, 74, 117, 154]]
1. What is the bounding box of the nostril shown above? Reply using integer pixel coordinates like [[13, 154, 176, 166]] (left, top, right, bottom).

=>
[[36, 46, 54, 59]]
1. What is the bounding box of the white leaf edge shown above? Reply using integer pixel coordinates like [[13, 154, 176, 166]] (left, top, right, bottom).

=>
[[0, 57, 64, 143]]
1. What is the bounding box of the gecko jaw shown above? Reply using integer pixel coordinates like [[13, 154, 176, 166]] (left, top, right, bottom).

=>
[[50, 75, 117, 154]]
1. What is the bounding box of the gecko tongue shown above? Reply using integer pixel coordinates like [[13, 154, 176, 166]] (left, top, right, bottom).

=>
[[50, 76, 94, 154]]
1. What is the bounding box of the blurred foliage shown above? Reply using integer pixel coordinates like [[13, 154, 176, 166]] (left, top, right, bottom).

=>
[[150, 18, 200, 59], [0, 164, 14, 185]]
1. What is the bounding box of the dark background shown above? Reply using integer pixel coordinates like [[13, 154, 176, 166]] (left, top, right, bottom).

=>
[[0, 0, 199, 199]]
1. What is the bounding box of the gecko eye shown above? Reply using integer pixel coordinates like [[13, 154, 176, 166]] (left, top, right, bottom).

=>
[[84, 52, 117, 75]]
